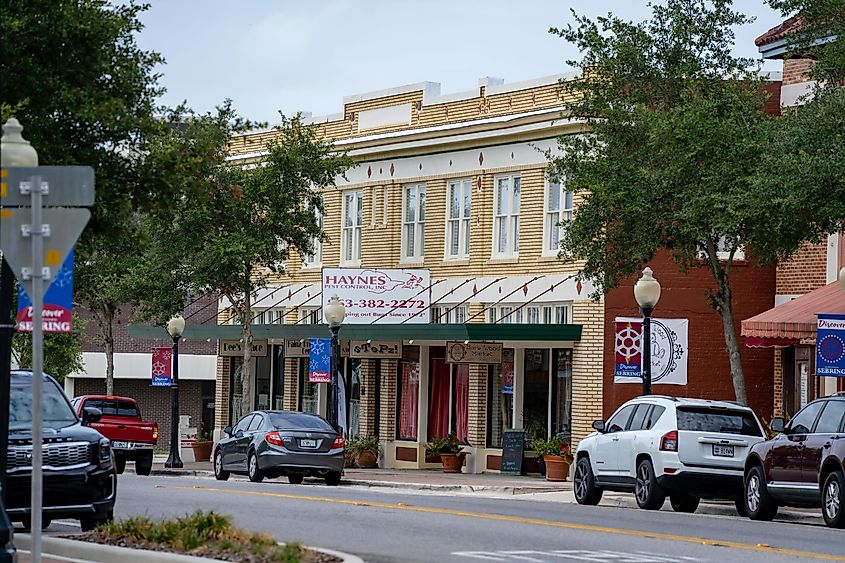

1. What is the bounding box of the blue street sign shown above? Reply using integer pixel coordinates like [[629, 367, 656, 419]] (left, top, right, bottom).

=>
[[17, 250, 74, 333], [817, 314, 845, 377]]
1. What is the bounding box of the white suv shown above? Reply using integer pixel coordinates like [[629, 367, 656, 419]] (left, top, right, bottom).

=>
[[573, 396, 766, 513]]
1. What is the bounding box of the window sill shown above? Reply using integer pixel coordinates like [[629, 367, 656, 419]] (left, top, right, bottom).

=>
[[340, 260, 362, 268], [301, 263, 322, 270], [399, 257, 425, 267], [442, 257, 471, 266], [488, 256, 519, 264]]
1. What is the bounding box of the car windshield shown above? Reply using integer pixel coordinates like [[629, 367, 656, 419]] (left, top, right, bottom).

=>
[[676, 407, 762, 436], [10, 373, 77, 431], [83, 399, 138, 417], [268, 412, 333, 431]]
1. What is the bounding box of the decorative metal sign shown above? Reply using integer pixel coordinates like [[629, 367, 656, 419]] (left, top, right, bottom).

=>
[[218, 339, 268, 357], [446, 341, 503, 364]]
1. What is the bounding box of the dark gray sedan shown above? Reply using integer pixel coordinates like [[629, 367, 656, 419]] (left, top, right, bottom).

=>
[[213, 411, 344, 485]]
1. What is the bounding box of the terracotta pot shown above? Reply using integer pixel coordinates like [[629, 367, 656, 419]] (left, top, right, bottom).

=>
[[440, 452, 465, 473], [344, 450, 357, 468], [356, 450, 378, 469], [543, 455, 570, 481], [192, 441, 213, 462]]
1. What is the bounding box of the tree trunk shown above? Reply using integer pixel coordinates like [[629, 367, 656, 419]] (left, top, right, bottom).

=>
[[240, 290, 253, 416], [103, 308, 115, 396]]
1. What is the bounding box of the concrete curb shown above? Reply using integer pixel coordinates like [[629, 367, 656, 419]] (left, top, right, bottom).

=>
[[601, 495, 823, 523], [15, 534, 365, 563]]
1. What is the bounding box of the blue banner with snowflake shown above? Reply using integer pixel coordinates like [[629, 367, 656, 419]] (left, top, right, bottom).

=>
[[17, 250, 74, 333], [817, 314, 845, 377], [308, 338, 331, 383]]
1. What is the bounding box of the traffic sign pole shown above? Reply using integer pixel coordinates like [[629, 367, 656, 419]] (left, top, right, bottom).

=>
[[29, 174, 45, 562]]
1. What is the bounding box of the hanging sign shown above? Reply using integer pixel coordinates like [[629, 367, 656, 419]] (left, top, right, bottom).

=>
[[322, 268, 430, 324], [218, 339, 267, 357], [350, 340, 401, 358], [16, 250, 74, 333], [286, 339, 349, 358], [151, 347, 172, 387], [446, 341, 503, 364], [817, 314, 845, 377], [614, 317, 689, 385], [308, 338, 331, 383]]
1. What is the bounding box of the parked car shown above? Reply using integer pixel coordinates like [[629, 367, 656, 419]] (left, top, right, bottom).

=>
[[743, 393, 845, 527], [214, 411, 344, 485], [574, 396, 766, 513], [70, 395, 158, 476], [6, 371, 116, 531]]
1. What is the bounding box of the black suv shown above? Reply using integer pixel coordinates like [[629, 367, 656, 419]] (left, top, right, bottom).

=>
[[4, 371, 116, 531]]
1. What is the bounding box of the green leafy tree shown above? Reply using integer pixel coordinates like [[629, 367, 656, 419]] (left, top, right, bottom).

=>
[[548, 0, 845, 405]]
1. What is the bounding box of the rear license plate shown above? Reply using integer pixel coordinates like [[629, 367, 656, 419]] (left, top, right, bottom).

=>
[[299, 439, 317, 448], [112, 441, 130, 449], [712, 444, 734, 457]]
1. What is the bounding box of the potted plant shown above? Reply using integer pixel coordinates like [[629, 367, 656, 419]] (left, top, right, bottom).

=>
[[529, 436, 573, 481], [347, 436, 381, 469], [191, 428, 213, 462], [425, 435, 467, 473]]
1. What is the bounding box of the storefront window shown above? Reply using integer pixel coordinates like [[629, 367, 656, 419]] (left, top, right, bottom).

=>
[[487, 349, 514, 448], [345, 358, 362, 439], [452, 364, 469, 443], [299, 359, 319, 414], [396, 345, 420, 441], [523, 349, 549, 441], [428, 347, 450, 440], [552, 349, 573, 440], [254, 354, 271, 411]]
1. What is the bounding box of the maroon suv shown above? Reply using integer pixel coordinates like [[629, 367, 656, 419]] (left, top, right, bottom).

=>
[[743, 393, 845, 527]]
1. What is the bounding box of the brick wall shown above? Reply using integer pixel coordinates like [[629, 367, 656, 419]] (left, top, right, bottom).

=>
[[603, 251, 776, 419], [379, 359, 397, 442], [73, 378, 205, 450], [571, 300, 604, 447], [783, 59, 815, 85], [776, 241, 828, 295], [214, 357, 230, 430], [359, 359, 378, 437], [467, 364, 488, 447]]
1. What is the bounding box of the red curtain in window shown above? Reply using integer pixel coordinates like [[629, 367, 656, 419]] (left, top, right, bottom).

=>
[[399, 362, 419, 440], [455, 364, 469, 442], [428, 357, 450, 439]]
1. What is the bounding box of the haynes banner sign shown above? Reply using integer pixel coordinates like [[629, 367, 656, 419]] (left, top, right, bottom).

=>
[[17, 250, 74, 333], [817, 314, 845, 377], [322, 268, 430, 324]]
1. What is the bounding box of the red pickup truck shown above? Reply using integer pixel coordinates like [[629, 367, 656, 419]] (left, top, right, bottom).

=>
[[71, 395, 158, 475]]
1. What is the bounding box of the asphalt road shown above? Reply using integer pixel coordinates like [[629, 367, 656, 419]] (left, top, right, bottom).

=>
[[45, 474, 845, 562]]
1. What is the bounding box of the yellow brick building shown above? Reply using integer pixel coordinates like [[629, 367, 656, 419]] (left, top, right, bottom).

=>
[[216, 74, 604, 473]]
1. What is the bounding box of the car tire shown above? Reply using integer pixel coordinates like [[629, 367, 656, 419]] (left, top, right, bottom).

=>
[[135, 453, 153, 476], [248, 451, 264, 483], [20, 517, 51, 531], [80, 510, 113, 532], [114, 457, 126, 475], [214, 449, 230, 481], [573, 456, 603, 505], [745, 465, 778, 521], [670, 493, 700, 513], [734, 497, 748, 517], [634, 459, 666, 510], [288, 474, 304, 485], [325, 471, 341, 486], [822, 470, 845, 529]]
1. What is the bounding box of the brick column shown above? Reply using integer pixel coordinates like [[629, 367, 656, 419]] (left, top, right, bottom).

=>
[[214, 356, 231, 432], [773, 349, 784, 418], [379, 359, 397, 442], [571, 300, 604, 448], [359, 359, 378, 437], [467, 364, 487, 447], [283, 358, 299, 411]]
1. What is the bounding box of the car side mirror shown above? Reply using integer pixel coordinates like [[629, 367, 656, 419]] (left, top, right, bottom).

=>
[[770, 418, 785, 433], [592, 420, 606, 433], [82, 407, 102, 425], [235, 429, 244, 438], [223, 426, 232, 437]]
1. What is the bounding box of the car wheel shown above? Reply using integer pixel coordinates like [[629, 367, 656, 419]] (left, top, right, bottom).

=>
[[325, 471, 341, 486], [80, 510, 113, 532], [670, 493, 700, 513], [114, 457, 126, 475], [822, 470, 845, 528], [734, 497, 748, 517], [248, 451, 264, 483], [573, 456, 603, 505], [214, 449, 230, 481], [20, 517, 51, 531], [745, 465, 778, 521], [135, 453, 153, 476], [288, 474, 304, 485], [634, 459, 666, 510]]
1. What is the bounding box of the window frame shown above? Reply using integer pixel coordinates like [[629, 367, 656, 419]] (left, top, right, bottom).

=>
[[492, 173, 521, 257], [445, 178, 472, 260], [341, 189, 363, 265], [543, 180, 573, 257], [401, 183, 426, 261]]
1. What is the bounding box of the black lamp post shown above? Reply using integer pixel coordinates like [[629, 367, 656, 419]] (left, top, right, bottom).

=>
[[324, 296, 346, 429], [164, 314, 185, 468], [634, 267, 661, 396]]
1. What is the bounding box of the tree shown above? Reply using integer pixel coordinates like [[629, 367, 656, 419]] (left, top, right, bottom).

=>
[[548, 0, 845, 405], [146, 112, 353, 418]]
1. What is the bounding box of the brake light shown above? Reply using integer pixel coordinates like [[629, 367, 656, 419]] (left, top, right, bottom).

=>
[[660, 430, 678, 452], [332, 435, 345, 449], [152, 425, 159, 442], [266, 431, 284, 446]]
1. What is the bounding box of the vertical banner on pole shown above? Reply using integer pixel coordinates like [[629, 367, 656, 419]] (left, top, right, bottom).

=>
[[151, 347, 173, 387], [308, 338, 331, 383], [614, 317, 689, 385], [817, 314, 845, 377], [17, 250, 74, 333]]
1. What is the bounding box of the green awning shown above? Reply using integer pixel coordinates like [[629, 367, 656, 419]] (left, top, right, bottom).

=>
[[127, 322, 582, 342]]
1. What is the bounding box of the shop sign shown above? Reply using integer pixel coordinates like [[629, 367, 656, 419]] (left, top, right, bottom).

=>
[[308, 338, 331, 383], [285, 339, 349, 358], [446, 341, 503, 364], [350, 340, 401, 358], [322, 268, 430, 324], [218, 339, 268, 357], [817, 314, 845, 377]]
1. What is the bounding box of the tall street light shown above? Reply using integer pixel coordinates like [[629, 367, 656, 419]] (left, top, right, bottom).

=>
[[634, 267, 661, 396], [324, 295, 346, 429], [164, 314, 186, 468]]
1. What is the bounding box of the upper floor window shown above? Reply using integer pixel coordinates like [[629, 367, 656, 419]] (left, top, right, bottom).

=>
[[299, 307, 322, 325], [493, 174, 520, 256], [486, 303, 572, 325], [402, 184, 426, 260], [447, 179, 472, 259], [431, 305, 467, 324], [342, 189, 363, 264], [303, 195, 323, 268], [545, 181, 573, 255]]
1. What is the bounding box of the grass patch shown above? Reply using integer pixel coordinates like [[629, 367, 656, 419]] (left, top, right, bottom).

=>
[[84, 510, 338, 562]]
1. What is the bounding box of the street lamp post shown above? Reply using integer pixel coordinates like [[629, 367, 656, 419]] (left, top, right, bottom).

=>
[[164, 314, 186, 468], [324, 296, 346, 429], [634, 267, 661, 396]]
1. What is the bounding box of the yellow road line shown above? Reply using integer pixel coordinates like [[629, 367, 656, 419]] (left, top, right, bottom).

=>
[[167, 484, 845, 561]]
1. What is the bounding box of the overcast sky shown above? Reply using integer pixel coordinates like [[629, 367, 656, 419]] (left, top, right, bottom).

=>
[[133, 1, 786, 124]]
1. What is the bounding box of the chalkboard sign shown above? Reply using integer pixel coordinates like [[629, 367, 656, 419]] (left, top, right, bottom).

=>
[[500, 429, 525, 475]]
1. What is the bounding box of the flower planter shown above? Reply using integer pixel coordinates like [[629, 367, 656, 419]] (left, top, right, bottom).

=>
[[191, 441, 213, 462], [440, 452, 466, 473], [543, 454, 570, 481], [356, 450, 378, 468], [344, 450, 357, 468]]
